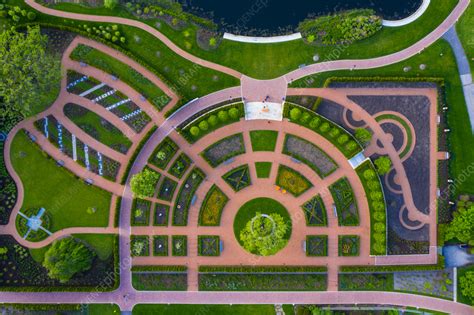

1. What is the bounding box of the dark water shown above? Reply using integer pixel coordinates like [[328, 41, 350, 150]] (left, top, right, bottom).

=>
[[179, 0, 423, 35]]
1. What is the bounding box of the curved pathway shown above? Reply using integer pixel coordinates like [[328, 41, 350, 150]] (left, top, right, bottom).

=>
[[382, 0, 431, 27]]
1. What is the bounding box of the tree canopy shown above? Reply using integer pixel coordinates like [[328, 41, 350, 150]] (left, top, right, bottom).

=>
[[374, 156, 392, 175], [240, 212, 288, 256], [460, 271, 474, 303], [0, 26, 61, 128], [444, 206, 474, 245], [130, 168, 160, 198], [355, 128, 372, 144], [43, 237, 95, 283]]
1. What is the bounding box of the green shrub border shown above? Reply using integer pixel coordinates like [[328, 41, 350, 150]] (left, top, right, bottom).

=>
[[201, 133, 245, 168], [198, 184, 229, 226], [340, 255, 445, 272], [131, 265, 187, 272], [114, 196, 122, 228], [197, 235, 221, 256], [282, 133, 338, 178]]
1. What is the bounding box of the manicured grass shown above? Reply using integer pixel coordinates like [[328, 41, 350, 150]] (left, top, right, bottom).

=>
[[275, 164, 313, 197], [88, 304, 120, 315], [255, 162, 272, 178], [70, 44, 170, 110], [249, 130, 278, 151], [233, 197, 292, 248], [133, 304, 275, 315], [64, 103, 132, 151], [457, 3, 474, 70], [457, 264, 474, 305], [10, 132, 111, 232]]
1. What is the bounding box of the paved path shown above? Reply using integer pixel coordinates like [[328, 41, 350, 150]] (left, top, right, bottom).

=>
[[382, 0, 430, 27], [443, 26, 474, 131]]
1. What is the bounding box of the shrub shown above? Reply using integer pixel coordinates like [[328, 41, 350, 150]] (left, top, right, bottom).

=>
[[373, 211, 386, 222], [346, 141, 358, 151], [209, 37, 217, 46], [309, 117, 321, 129], [372, 201, 384, 212], [329, 127, 340, 138], [26, 11, 36, 20], [337, 134, 349, 144], [370, 191, 383, 201], [364, 169, 376, 180], [300, 112, 311, 124], [289, 107, 302, 121], [319, 122, 330, 132], [198, 120, 209, 131], [208, 114, 218, 127], [229, 107, 240, 119], [190, 126, 200, 137], [355, 128, 372, 144], [104, 0, 118, 9], [374, 222, 386, 233], [374, 156, 392, 175], [217, 110, 229, 122]]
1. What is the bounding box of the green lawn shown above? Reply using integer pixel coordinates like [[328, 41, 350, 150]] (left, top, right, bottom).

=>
[[292, 40, 474, 194], [133, 304, 275, 315], [88, 304, 121, 314], [233, 197, 292, 248], [457, 3, 474, 70], [249, 130, 278, 151], [10, 132, 111, 232], [64, 103, 132, 151], [70, 44, 170, 110], [255, 162, 272, 178], [36, 0, 458, 79], [457, 264, 474, 305]]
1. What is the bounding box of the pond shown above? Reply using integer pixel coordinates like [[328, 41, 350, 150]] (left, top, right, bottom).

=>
[[179, 0, 423, 35]]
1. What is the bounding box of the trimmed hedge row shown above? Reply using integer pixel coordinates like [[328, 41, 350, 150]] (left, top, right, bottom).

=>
[[284, 102, 363, 158], [340, 256, 445, 272], [120, 125, 157, 184], [131, 265, 187, 272], [198, 265, 327, 273], [113, 196, 122, 228]]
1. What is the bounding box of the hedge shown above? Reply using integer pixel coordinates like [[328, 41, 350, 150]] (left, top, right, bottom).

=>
[[340, 256, 445, 272], [113, 196, 122, 228], [120, 125, 157, 184], [131, 265, 187, 272], [198, 265, 327, 273]]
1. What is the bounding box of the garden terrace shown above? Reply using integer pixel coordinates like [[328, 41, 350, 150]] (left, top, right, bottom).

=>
[[284, 103, 363, 159], [329, 177, 360, 226], [201, 133, 245, 168], [306, 235, 328, 257], [172, 168, 205, 226], [198, 185, 228, 226], [64, 103, 132, 154], [179, 102, 244, 143], [301, 195, 328, 226], [168, 153, 192, 179], [198, 235, 221, 256], [275, 164, 313, 197], [283, 134, 338, 178], [131, 266, 187, 291], [70, 44, 170, 110], [148, 137, 178, 170], [153, 203, 169, 226], [131, 199, 151, 226], [355, 160, 387, 255], [156, 176, 177, 202], [222, 164, 251, 192]]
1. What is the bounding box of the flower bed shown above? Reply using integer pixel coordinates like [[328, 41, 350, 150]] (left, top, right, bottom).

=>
[[282, 134, 338, 178], [199, 185, 228, 226], [355, 160, 387, 255], [306, 235, 328, 256], [131, 199, 151, 226], [222, 164, 251, 192], [66, 70, 100, 95], [329, 178, 359, 226], [157, 176, 177, 201], [339, 273, 393, 291], [171, 235, 187, 256], [275, 165, 313, 197], [131, 235, 150, 256], [172, 168, 205, 226], [148, 137, 178, 170], [132, 272, 187, 291], [0, 141, 17, 225], [301, 195, 327, 226], [198, 235, 220, 256], [168, 153, 192, 179], [153, 203, 169, 226], [338, 235, 360, 256], [153, 235, 168, 256], [284, 103, 362, 158], [201, 133, 245, 168]]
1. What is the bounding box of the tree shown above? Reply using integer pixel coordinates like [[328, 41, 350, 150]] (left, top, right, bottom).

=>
[[374, 156, 392, 175], [239, 213, 288, 256], [444, 206, 474, 245], [43, 237, 95, 283], [0, 26, 61, 127], [460, 271, 474, 303], [289, 108, 301, 121], [130, 168, 160, 198], [355, 128, 372, 144]]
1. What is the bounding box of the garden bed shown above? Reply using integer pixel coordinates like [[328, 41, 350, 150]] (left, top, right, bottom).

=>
[[131, 235, 150, 256], [153, 203, 169, 226], [301, 195, 327, 226], [338, 235, 360, 256], [156, 176, 177, 201], [153, 235, 168, 256], [198, 235, 221, 256], [306, 235, 328, 256], [131, 199, 151, 226], [283, 134, 338, 177], [0, 142, 17, 225], [329, 178, 359, 226], [132, 271, 187, 291], [275, 165, 313, 197], [171, 235, 187, 256], [168, 153, 191, 179], [339, 273, 393, 291], [172, 168, 205, 226], [201, 133, 245, 168], [222, 164, 251, 192], [199, 185, 228, 226], [148, 137, 178, 170]]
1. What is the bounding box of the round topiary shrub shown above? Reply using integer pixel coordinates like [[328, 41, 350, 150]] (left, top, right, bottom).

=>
[[217, 110, 229, 122], [300, 112, 311, 124], [207, 114, 218, 127], [373, 211, 386, 222], [374, 222, 386, 233], [309, 117, 321, 129], [363, 169, 376, 180], [372, 201, 385, 212], [337, 134, 349, 144], [329, 127, 341, 138], [319, 122, 330, 132], [229, 107, 240, 119], [26, 11, 36, 20], [190, 126, 200, 137], [198, 120, 209, 131], [370, 191, 383, 201], [289, 107, 302, 121]]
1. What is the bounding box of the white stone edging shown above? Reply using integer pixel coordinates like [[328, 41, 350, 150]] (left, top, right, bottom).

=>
[[382, 0, 430, 27], [223, 32, 302, 44]]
